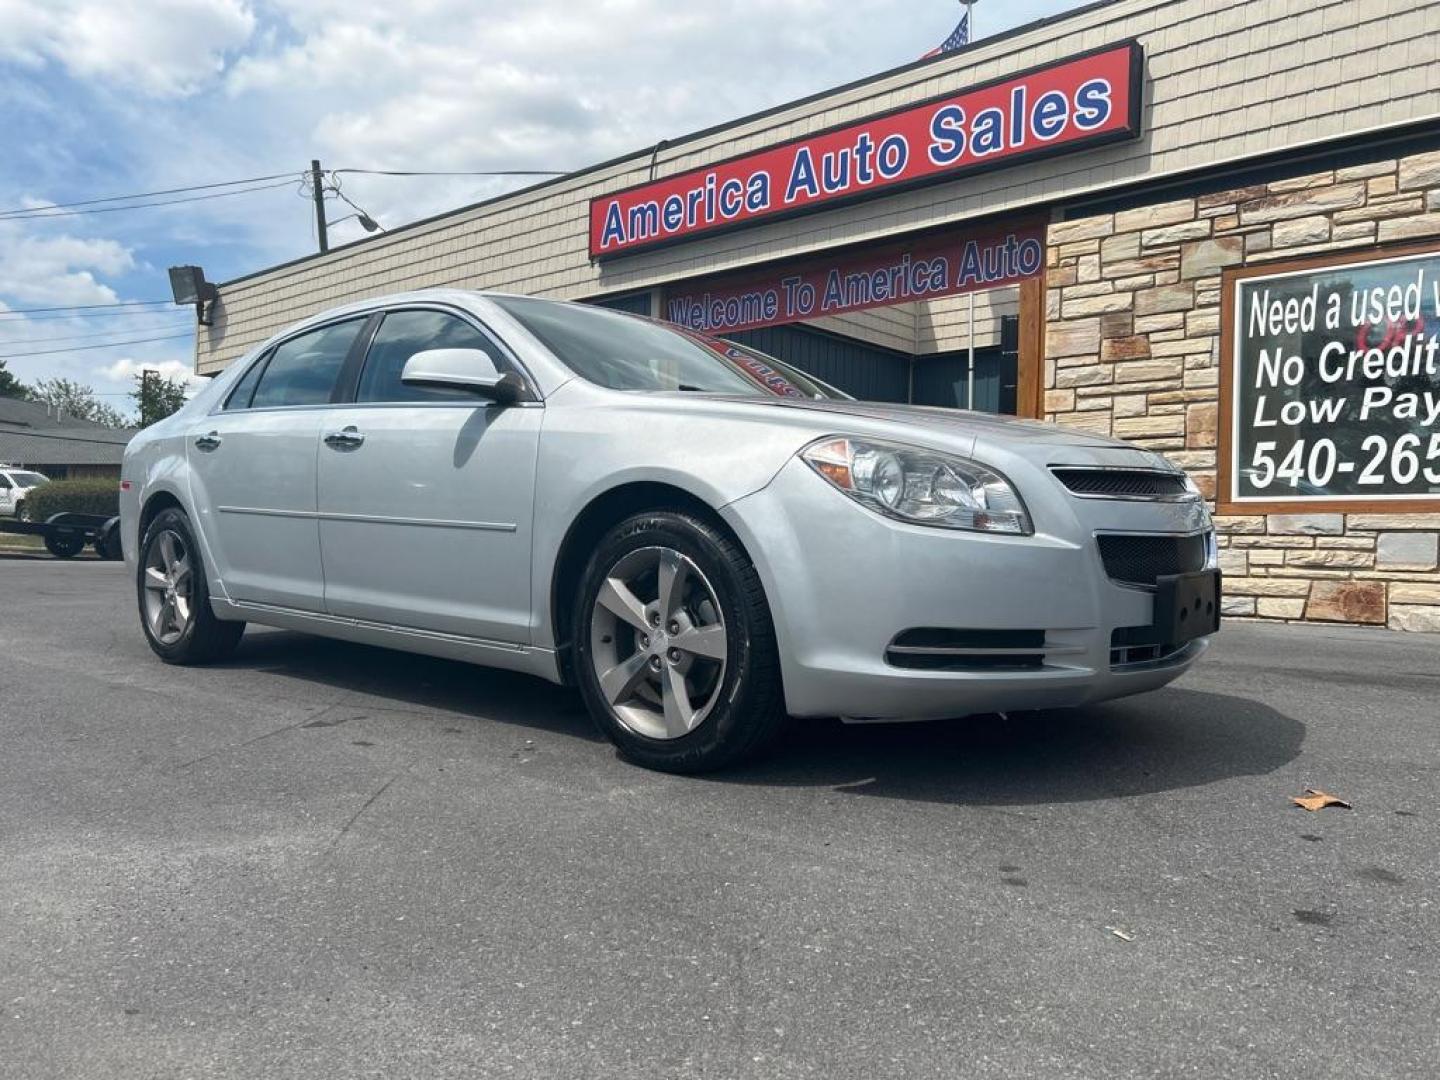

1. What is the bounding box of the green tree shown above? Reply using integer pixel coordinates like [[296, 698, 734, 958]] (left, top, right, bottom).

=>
[[0, 358, 27, 399], [27, 377, 129, 428], [132, 369, 190, 427]]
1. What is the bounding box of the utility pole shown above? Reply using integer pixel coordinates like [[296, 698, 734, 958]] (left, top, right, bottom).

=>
[[311, 159, 329, 254]]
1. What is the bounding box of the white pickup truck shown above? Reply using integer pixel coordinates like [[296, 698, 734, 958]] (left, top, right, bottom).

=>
[[0, 466, 50, 519]]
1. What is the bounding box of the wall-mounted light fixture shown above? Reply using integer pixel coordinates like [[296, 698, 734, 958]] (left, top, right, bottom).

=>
[[168, 265, 219, 326]]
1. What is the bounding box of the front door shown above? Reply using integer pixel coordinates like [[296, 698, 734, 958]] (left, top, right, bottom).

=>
[[316, 308, 540, 644], [186, 316, 368, 610]]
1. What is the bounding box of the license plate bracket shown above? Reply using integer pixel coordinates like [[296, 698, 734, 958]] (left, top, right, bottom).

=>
[[1153, 570, 1221, 644]]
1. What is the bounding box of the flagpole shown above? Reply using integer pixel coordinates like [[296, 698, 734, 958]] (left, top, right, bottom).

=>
[[965, 1, 976, 43]]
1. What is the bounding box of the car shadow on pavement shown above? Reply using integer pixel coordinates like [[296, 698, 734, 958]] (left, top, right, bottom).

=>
[[727, 687, 1305, 806], [224, 630, 1301, 806], [222, 628, 601, 741]]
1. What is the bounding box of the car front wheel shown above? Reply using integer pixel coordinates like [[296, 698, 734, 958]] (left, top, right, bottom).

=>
[[138, 507, 244, 664], [573, 511, 786, 773]]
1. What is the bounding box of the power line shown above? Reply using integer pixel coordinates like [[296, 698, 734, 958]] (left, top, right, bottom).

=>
[[330, 179, 385, 233], [0, 178, 302, 221], [0, 333, 193, 360], [0, 299, 171, 315], [334, 168, 568, 177], [0, 171, 301, 218], [0, 320, 191, 346], [0, 165, 561, 226], [0, 307, 194, 323]]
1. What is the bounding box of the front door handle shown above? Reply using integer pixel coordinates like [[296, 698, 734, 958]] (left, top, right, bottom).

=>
[[323, 426, 365, 450], [194, 431, 222, 452]]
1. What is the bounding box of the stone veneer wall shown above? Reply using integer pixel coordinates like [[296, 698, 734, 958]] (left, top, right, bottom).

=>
[[1042, 149, 1440, 633]]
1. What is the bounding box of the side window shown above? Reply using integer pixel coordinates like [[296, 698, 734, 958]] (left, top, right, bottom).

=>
[[222, 351, 268, 411], [0, 476, 11, 490], [250, 318, 365, 409], [356, 309, 509, 404]]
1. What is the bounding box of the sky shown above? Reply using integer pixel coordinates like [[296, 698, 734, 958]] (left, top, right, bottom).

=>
[[0, 0, 1080, 417]]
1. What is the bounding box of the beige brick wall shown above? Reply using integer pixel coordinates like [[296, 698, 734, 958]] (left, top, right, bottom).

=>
[[1043, 149, 1440, 633], [196, 0, 1440, 373]]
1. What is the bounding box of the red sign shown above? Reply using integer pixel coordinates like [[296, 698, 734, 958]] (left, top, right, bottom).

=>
[[664, 222, 1045, 335], [591, 42, 1141, 259]]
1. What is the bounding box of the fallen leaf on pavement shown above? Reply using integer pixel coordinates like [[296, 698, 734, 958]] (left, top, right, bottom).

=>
[[1291, 789, 1352, 812]]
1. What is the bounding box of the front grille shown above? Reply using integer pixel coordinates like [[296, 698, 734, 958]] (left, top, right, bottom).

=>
[[1052, 467, 1190, 498], [1097, 533, 1208, 588], [885, 628, 1047, 671]]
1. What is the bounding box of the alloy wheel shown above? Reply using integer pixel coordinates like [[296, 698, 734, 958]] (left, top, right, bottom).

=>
[[142, 529, 195, 645], [589, 545, 728, 740]]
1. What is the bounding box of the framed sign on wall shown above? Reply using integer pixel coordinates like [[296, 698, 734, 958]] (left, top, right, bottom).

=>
[[1218, 242, 1440, 515]]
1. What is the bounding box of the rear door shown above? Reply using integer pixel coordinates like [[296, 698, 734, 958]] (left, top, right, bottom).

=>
[[187, 316, 371, 610], [316, 306, 541, 643]]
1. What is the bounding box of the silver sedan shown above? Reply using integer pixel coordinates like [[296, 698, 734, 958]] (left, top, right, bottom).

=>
[[121, 290, 1219, 772]]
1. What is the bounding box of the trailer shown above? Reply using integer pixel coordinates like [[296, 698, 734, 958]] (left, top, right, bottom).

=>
[[0, 511, 122, 560]]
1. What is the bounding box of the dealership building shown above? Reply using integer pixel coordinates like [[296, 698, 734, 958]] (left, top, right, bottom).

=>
[[195, 0, 1440, 632]]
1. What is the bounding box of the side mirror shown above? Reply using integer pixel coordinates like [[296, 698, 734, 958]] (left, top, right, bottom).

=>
[[400, 348, 528, 404]]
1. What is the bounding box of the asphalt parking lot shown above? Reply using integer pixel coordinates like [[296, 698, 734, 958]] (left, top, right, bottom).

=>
[[1, 556, 1437, 1079]]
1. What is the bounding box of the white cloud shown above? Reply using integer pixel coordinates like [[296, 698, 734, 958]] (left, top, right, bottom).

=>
[[206, 0, 934, 237], [0, 224, 134, 306], [0, 0, 256, 97], [0, 216, 190, 402]]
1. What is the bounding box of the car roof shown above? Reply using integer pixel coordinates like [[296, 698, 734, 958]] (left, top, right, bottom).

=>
[[275, 288, 573, 334]]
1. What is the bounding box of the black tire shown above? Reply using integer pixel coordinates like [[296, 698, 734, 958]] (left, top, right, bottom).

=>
[[95, 523, 124, 561], [572, 511, 786, 773], [137, 507, 245, 664], [14, 500, 26, 522], [44, 531, 86, 558]]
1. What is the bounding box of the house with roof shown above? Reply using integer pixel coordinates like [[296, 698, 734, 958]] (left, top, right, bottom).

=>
[[0, 397, 135, 480]]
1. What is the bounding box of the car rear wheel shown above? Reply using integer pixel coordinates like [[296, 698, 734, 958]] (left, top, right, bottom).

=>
[[573, 511, 786, 773], [138, 507, 244, 664]]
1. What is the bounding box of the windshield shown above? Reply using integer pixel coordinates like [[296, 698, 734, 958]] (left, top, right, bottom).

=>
[[683, 334, 849, 400], [492, 295, 848, 399], [12, 472, 48, 487]]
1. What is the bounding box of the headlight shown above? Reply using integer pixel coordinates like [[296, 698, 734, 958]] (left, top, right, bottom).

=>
[[800, 436, 1031, 535]]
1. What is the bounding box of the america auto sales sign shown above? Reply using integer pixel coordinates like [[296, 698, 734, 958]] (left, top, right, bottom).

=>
[[590, 42, 1143, 259]]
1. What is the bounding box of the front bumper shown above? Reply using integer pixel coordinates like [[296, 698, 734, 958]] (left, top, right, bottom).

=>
[[720, 455, 1214, 720]]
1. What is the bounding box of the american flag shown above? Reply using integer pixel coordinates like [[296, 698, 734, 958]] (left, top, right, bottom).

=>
[[923, 10, 969, 58]]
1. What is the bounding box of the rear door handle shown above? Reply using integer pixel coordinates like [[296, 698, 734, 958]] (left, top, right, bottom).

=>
[[323, 426, 365, 450], [194, 431, 222, 452]]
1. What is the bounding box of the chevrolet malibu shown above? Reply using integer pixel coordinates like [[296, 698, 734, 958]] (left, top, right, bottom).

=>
[[121, 290, 1219, 772]]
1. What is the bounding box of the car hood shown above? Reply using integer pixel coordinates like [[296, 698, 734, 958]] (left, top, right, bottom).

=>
[[701, 395, 1133, 448]]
